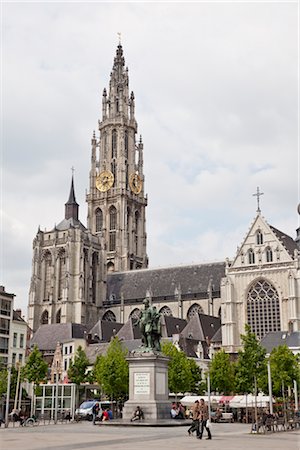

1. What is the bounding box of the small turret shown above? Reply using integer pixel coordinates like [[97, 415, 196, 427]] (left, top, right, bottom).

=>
[[102, 88, 107, 120]]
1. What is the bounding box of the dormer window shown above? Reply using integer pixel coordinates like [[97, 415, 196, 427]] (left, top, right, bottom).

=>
[[248, 249, 255, 264], [256, 230, 263, 245]]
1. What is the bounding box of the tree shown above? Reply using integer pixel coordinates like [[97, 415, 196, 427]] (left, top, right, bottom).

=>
[[67, 346, 90, 385], [93, 337, 129, 402], [23, 345, 48, 385], [260, 345, 300, 397], [161, 342, 192, 396], [188, 358, 205, 395], [210, 350, 235, 394], [235, 325, 267, 394]]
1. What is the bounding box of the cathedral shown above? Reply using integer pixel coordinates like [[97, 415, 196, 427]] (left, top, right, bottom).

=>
[[27, 44, 300, 353]]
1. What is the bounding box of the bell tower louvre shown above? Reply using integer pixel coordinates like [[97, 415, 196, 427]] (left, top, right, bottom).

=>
[[86, 43, 148, 272]]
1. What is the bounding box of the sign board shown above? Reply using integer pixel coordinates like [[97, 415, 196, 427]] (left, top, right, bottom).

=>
[[134, 372, 150, 395]]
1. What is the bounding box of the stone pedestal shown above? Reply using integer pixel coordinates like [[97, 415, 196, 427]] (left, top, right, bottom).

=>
[[122, 351, 170, 420]]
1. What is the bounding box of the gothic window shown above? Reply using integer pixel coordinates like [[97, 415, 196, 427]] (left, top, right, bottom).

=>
[[187, 303, 204, 320], [102, 310, 116, 322], [135, 211, 139, 254], [112, 129, 117, 158], [107, 262, 115, 272], [58, 249, 66, 300], [84, 249, 89, 302], [125, 161, 129, 189], [256, 230, 263, 245], [43, 251, 52, 301], [109, 206, 117, 252], [41, 310, 49, 325], [111, 160, 117, 184], [95, 208, 103, 232], [248, 249, 255, 265], [159, 306, 173, 316], [103, 131, 107, 157], [56, 309, 61, 324], [125, 130, 128, 159], [129, 308, 141, 320], [266, 247, 273, 263], [247, 279, 281, 340], [92, 252, 98, 304]]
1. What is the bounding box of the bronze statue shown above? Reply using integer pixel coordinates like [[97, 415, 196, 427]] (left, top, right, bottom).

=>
[[136, 299, 162, 351]]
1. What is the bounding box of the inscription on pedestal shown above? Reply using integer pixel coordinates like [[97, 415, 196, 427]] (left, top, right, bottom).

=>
[[134, 372, 150, 395]]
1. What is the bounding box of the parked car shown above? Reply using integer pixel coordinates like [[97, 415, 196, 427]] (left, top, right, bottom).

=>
[[75, 400, 102, 421]]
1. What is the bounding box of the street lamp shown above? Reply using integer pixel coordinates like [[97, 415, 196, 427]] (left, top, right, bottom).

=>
[[267, 359, 273, 415], [5, 364, 12, 428]]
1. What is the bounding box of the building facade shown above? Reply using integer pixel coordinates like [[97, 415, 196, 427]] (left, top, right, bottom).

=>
[[0, 286, 14, 367]]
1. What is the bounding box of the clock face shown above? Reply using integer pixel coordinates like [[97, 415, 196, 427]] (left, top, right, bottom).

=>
[[129, 173, 142, 194], [96, 170, 114, 192]]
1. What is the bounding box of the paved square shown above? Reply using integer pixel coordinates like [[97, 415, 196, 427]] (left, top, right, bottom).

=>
[[0, 422, 299, 450]]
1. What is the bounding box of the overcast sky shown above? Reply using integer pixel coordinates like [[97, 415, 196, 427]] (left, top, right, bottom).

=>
[[1, 1, 299, 316]]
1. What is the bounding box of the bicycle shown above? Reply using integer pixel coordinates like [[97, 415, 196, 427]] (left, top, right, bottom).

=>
[[23, 415, 40, 427]]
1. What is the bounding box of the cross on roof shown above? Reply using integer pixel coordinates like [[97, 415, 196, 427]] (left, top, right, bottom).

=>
[[252, 186, 264, 213], [71, 166, 75, 176]]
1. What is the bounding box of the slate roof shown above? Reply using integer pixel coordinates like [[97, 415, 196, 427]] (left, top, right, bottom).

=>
[[55, 217, 87, 232], [260, 331, 300, 354], [31, 323, 87, 351], [181, 313, 221, 342], [106, 262, 225, 304], [211, 326, 222, 343], [117, 318, 142, 341], [88, 320, 123, 342], [13, 310, 27, 323], [270, 225, 297, 257], [161, 316, 187, 337]]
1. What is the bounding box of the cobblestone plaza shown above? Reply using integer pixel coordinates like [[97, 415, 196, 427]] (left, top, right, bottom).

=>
[[1, 422, 299, 450]]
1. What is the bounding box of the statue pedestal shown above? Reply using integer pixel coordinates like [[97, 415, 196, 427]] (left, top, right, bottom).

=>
[[122, 351, 170, 420]]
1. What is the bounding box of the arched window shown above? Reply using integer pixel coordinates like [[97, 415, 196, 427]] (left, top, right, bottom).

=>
[[248, 249, 255, 264], [135, 211, 139, 254], [266, 247, 273, 263], [109, 206, 117, 252], [111, 160, 117, 184], [43, 251, 52, 301], [129, 308, 141, 320], [102, 310, 117, 322], [159, 306, 173, 316], [107, 262, 115, 272], [41, 310, 49, 325], [187, 303, 204, 320], [103, 131, 107, 157], [125, 130, 128, 159], [56, 309, 61, 324], [58, 249, 66, 300], [112, 129, 117, 158], [95, 208, 103, 232], [256, 230, 263, 245], [92, 252, 98, 304], [247, 279, 280, 339]]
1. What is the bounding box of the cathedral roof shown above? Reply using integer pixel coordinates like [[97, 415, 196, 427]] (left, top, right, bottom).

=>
[[55, 217, 87, 231], [269, 225, 298, 257], [88, 320, 123, 342], [181, 313, 221, 343], [106, 262, 225, 303], [31, 323, 87, 351]]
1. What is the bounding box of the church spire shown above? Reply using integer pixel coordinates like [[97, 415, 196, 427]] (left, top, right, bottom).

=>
[[65, 172, 79, 220]]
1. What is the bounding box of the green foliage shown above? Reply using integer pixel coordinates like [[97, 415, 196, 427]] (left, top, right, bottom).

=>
[[93, 337, 129, 401], [23, 345, 48, 385], [235, 325, 267, 394], [261, 345, 299, 397], [210, 350, 235, 394], [188, 358, 205, 395], [161, 342, 192, 395], [0, 367, 20, 399], [67, 346, 90, 385]]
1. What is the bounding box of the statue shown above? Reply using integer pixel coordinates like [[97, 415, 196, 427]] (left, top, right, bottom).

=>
[[136, 299, 162, 351]]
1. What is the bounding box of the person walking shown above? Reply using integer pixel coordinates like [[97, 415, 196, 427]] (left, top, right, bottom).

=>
[[187, 400, 200, 437], [197, 398, 212, 440], [92, 402, 100, 425]]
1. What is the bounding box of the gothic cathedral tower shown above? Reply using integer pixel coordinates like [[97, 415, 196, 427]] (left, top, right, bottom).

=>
[[87, 44, 148, 272]]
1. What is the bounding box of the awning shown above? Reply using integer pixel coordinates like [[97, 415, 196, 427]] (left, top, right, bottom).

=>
[[219, 395, 234, 404]]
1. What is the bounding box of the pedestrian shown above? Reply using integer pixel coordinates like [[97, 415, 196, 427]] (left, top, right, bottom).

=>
[[187, 400, 200, 436], [92, 402, 100, 425], [197, 398, 212, 440], [130, 406, 144, 422]]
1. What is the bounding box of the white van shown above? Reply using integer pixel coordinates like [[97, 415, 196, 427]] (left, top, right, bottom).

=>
[[75, 400, 102, 421]]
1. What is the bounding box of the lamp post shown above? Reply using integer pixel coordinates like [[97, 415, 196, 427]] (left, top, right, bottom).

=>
[[207, 361, 211, 422], [267, 359, 273, 414], [14, 362, 21, 411], [5, 364, 12, 428], [54, 361, 59, 424], [294, 380, 298, 412]]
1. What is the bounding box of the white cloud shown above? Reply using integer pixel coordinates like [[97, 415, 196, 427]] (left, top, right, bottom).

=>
[[1, 2, 298, 314]]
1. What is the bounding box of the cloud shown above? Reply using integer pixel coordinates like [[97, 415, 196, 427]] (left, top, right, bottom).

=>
[[1, 2, 298, 315]]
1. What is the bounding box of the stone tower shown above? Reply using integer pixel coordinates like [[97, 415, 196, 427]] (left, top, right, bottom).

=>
[[86, 44, 148, 272], [28, 176, 106, 332]]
